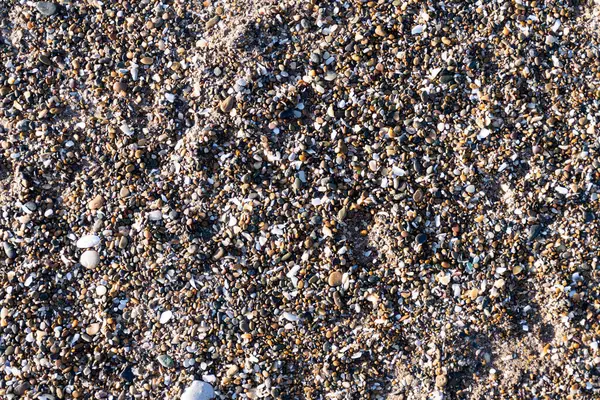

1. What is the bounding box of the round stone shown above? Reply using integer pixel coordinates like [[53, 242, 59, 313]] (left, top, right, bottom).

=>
[[328, 271, 343, 287], [80, 250, 100, 269], [416, 233, 427, 245], [113, 81, 127, 93]]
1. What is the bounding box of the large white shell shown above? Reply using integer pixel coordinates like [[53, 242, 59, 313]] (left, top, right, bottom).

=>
[[80, 250, 100, 268], [181, 381, 214, 400], [76, 234, 100, 248]]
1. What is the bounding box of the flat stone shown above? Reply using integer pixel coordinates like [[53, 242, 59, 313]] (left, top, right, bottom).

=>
[[36, 2, 57, 16], [205, 16, 220, 29], [157, 354, 174, 368], [86, 323, 101, 336], [413, 189, 424, 203], [120, 365, 135, 382]]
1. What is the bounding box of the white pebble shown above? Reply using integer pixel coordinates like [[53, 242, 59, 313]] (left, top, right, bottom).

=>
[[148, 210, 163, 221], [160, 310, 173, 324], [76, 234, 101, 249], [80, 250, 100, 269]]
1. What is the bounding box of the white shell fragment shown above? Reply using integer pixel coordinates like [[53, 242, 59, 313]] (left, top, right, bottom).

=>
[[181, 381, 215, 400]]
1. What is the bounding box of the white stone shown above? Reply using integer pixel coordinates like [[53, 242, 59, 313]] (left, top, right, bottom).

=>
[[148, 210, 163, 221], [160, 310, 173, 324], [80, 250, 100, 268], [76, 234, 100, 248], [181, 381, 214, 400]]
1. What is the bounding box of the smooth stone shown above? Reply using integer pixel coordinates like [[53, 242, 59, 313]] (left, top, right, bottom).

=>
[[120, 365, 135, 382], [157, 354, 174, 368], [16, 119, 30, 132], [181, 381, 215, 400], [213, 248, 224, 260], [159, 310, 173, 324], [86, 323, 101, 336], [220, 96, 235, 113], [375, 25, 386, 37], [333, 291, 343, 307], [14, 382, 30, 396], [465, 185, 476, 194], [23, 201, 37, 213], [96, 285, 107, 296], [413, 189, 424, 203], [205, 16, 220, 29], [88, 195, 105, 210], [328, 271, 342, 287], [528, 225, 542, 241], [148, 210, 163, 221], [36, 2, 57, 16], [278, 108, 295, 119], [39, 54, 52, 65], [80, 250, 100, 268], [3, 242, 16, 259], [416, 233, 427, 245], [76, 234, 100, 248], [239, 319, 250, 333], [113, 81, 127, 93], [141, 57, 153, 65]]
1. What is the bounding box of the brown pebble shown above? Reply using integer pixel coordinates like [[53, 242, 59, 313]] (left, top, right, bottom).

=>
[[141, 56, 153, 65], [220, 96, 235, 113], [88, 195, 105, 210], [328, 271, 343, 287], [113, 81, 127, 93], [413, 189, 424, 203]]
